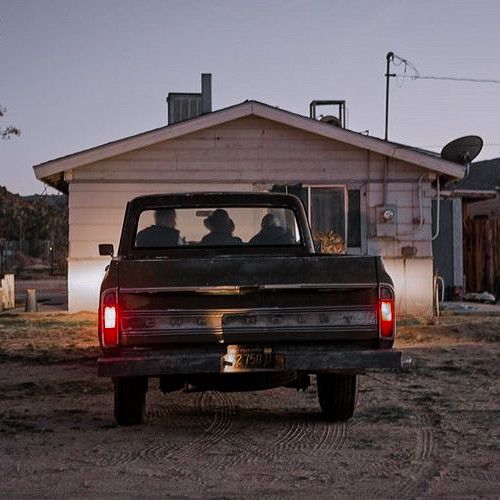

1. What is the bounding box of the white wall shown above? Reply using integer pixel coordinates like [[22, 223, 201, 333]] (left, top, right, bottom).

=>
[[66, 116, 437, 315], [383, 258, 434, 316], [68, 182, 253, 311]]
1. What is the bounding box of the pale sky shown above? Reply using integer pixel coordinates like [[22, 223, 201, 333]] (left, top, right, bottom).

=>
[[1, 0, 499, 195]]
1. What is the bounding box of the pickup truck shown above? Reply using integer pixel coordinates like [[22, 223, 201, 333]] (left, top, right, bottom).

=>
[[98, 192, 403, 425]]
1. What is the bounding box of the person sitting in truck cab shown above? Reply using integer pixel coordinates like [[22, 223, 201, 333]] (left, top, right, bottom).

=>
[[249, 213, 295, 245], [136, 209, 184, 247], [200, 209, 242, 246]]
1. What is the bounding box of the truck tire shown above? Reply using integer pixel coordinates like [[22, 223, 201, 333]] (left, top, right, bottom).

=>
[[114, 377, 148, 426], [316, 373, 357, 422]]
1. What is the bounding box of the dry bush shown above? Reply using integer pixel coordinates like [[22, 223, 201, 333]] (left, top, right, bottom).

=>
[[314, 231, 346, 254]]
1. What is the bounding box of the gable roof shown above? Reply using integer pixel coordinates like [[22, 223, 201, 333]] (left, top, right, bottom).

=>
[[33, 100, 465, 192]]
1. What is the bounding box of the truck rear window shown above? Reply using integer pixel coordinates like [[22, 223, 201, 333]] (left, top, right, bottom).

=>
[[135, 206, 302, 248]]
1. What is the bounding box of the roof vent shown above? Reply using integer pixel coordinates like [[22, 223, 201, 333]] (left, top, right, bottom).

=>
[[320, 115, 342, 127], [309, 100, 346, 128], [167, 74, 212, 125]]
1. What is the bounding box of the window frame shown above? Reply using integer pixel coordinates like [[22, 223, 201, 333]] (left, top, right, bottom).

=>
[[304, 184, 365, 255]]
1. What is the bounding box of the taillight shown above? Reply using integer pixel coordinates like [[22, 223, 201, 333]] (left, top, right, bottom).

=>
[[100, 289, 119, 347], [379, 287, 395, 338]]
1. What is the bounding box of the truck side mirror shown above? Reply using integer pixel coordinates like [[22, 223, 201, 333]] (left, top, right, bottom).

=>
[[99, 244, 114, 257]]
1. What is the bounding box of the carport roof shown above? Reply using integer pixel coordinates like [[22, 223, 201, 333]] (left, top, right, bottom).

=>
[[33, 100, 465, 193]]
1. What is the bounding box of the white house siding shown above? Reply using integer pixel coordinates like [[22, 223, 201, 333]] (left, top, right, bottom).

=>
[[383, 258, 434, 316], [67, 116, 435, 315], [68, 182, 253, 312]]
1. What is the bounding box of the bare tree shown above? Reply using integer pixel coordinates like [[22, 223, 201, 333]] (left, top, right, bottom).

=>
[[0, 105, 20, 140]]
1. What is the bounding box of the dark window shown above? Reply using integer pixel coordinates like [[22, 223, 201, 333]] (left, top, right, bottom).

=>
[[310, 187, 345, 242], [272, 185, 362, 249], [134, 206, 301, 248], [347, 189, 361, 247]]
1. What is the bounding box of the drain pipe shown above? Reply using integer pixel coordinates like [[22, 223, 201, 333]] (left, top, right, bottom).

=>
[[434, 275, 445, 317], [431, 175, 441, 241]]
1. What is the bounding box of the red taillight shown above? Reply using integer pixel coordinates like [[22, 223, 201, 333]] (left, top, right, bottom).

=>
[[100, 290, 119, 347], [379, 298, 395, 337]]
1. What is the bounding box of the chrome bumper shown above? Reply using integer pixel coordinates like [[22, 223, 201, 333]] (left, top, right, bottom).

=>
[[98, 345, 410, 377]]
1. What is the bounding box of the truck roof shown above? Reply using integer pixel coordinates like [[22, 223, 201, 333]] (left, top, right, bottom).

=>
[[127, 192, 304, 209]]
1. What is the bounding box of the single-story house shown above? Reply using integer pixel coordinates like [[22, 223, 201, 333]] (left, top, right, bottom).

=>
[[34, 79, 466, 315], [457, 157, 500, 218]]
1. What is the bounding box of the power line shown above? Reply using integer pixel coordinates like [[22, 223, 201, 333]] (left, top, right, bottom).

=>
[[395, 74, 500, 84], [418, 143, 500, 149]]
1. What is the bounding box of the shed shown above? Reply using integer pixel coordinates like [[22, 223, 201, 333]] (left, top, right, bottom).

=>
[[455, 158, 500, 299], [33, 100, 465, 315]]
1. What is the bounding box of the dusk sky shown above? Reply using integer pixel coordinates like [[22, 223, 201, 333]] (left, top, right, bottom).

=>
[[1, 0, 499, 195]]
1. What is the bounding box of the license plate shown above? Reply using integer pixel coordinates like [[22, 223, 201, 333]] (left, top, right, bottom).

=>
[[222, 345, 285, 371]]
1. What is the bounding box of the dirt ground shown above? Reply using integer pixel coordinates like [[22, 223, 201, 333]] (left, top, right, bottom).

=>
[[0, 313, 499, 498]]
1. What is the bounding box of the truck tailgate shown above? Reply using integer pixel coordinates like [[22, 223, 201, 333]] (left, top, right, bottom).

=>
[[117, 255, 382, 345]]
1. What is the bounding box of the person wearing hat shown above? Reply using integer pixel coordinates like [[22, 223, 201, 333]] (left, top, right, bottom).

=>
[[200, 209, 242, 245], [136, 209, 184, 247]]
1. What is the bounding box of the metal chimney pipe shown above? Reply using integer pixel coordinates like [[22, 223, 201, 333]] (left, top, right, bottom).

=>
[[201, 73, 212, 115]]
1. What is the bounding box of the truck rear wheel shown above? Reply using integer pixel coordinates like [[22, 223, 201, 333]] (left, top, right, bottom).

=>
[[316, 373, 357, 422], [114, 377, 148, 426]]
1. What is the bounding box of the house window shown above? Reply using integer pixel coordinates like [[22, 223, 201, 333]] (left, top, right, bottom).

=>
[[309, 186, 346, 251], [347, 189, 361, 248], [271, 184, 363, 253]]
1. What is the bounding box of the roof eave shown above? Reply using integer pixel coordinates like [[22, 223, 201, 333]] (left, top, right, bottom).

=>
[[33, 100, 466, 182]]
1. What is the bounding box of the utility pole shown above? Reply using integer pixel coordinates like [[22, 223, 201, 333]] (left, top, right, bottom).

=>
[[384, 51, 395, 141]]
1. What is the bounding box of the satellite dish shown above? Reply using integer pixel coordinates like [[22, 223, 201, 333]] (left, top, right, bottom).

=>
[[441, 135, 483, 165]]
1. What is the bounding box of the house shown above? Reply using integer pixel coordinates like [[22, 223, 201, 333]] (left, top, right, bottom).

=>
[[33, 76, 466, 315], [457, 157, 500, 218], [455, 158, 499, 299]]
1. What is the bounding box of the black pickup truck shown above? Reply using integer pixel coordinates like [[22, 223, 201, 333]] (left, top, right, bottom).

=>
[[98, 192, 403, 425]]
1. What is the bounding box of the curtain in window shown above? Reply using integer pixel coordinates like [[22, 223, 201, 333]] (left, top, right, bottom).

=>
[[310, 187, 345, 237]]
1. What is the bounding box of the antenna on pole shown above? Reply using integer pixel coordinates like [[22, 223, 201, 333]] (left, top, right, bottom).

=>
[[384, 52, 395, 141]]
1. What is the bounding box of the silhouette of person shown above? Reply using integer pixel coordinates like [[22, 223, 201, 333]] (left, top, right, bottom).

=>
[[249, 213, 295, 245], [200, 209, 242, 245], [136, 209, 183, 247]]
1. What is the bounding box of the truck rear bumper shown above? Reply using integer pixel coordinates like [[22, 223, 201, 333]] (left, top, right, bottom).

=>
[[98, 345, 409, 377]]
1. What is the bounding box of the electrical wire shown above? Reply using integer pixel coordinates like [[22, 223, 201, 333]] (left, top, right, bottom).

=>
[[395, 74, 500, 84], [390, 52, 500, 84], [390, 53, 420, 88], [416, 143, 500, 149]]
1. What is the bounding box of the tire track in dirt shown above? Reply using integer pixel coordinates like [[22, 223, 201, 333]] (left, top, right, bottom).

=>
[[218, 407, 347, 468], [83, 391, 235, 469], [359, 374, 443, 490], [276, 415, 348, 459], [82, 388, 348, 483], [170, 391, 235, 464], [141, 391, 236, 466], [396, 414, 441, 497]]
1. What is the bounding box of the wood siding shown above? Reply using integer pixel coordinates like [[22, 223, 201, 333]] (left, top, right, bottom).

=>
[[66, 116, 436, 314], [463, 216, 500, 297]]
